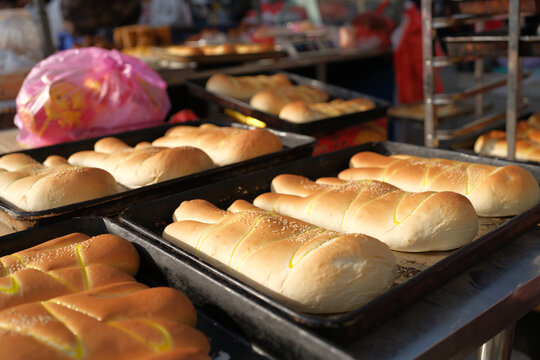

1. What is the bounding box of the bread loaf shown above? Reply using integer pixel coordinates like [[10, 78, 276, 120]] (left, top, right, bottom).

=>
[[152, 124, 282, 166], [249, 85, 329, 115], [0, 153, 118, 212], [205, 73, 291, 100], [279, 98, 376, 123], [0, 233, 140, 310], [68, 137, 215, 189], [165, 45, 204, 57], [0, 281, 210, 360], [340, 151, 540, 217], [163, 199, 396, 314], [474, 130, 540, 163], [199, 43, 236, 55], [253, 175, 478, 252]]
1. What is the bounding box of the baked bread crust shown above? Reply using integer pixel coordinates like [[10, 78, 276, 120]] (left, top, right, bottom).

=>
[[249, 85, 329, 115], [0, 154, 118, 212], [163, 199, 396, 314], [340, 151, 540, 217], [205, 73, 291, 100], [68, 137, 215, 189], [254, 174, 478, 252], [279, 98, 376, 123], [152, 124, 282, 166]]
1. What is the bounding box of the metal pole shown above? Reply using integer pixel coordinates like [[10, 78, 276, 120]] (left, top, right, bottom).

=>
[[505, 0, 521, 161], [475, 324, 515, 360], [421, 0, 437, 148], [35, 0, 55, 58]]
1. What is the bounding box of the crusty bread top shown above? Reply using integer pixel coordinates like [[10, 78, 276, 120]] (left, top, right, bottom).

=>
[[340, 151, 540, 217], [205, 73, 291, 100], [0, 153, 118, 212], [279, 98, 376, 123], [249, 85, 330, 115], [152, 123, 282, 166]]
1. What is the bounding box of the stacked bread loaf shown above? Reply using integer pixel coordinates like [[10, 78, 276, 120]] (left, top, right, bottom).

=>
[[0, 233, 210, 359], [339, 151, 540, 217], [0, 153, 118, 211], [68, 137, 215, 189], [474, 114, 540, 163], [279, 98, 376, 123], [163, 199, 396, 314], [151, 124, 283, 166], [253, 174, 478, 252]]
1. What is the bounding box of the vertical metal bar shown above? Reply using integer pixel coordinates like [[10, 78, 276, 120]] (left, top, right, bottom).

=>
[[36, 0, 54, 58], [475, 324, 516, 360], [421, 0, 437, 148], [474, 22, 485, 119], [505, 0, 521, 161]]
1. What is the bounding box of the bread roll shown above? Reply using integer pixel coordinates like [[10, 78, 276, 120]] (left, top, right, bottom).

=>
[[253, 175, 478, 252], [474, 129, 540, 163], [165, 45, 204, 57], [279, 98, 376, 123], [0, 233, 140, 276], [0, 282, 210, 360], [163, 199, 396, 314], [205, 73, 291, 100], [152, 124, 282, 166], [340, 151, 540, 217], [199, 43, 236, 55], [250, 85, 330, 115], [0, 153, 118, 212], [68, 137, 215, 189], [234, 43, 274, 54]]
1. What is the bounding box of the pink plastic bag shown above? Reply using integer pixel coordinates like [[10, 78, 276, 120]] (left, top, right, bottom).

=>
[[14, 47, 171, 147]]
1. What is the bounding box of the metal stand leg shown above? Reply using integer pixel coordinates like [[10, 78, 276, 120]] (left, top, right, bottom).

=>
[[475, 324, 516, 360]]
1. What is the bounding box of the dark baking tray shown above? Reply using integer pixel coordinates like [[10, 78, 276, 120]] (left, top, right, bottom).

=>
[[0, 216, 354, 360], [445, 35, 540, 57], [0, 116, 315, 231], [185, 71, 390, 136], [120, 141, 540, 345]]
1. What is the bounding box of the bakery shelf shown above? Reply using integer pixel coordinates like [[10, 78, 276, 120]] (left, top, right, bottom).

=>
[[445, 35, 540, 57], [120, 141, 540, 347]]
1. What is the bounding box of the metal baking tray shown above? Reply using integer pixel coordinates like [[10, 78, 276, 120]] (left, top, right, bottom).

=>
[[0, 116, 315, 231], [185, 71, 390, 136], [0, 216, 353, 360], [120, 141, 540, 345], [445, 35, 540, 57]]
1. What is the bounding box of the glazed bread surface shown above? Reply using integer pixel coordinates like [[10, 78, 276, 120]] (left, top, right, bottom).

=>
[[340, 151, 540, 217], [249, 85, 329, 115], [205, 73, 291, 100], [254, 175, 478, 252], [0, 153, 118, 212], [0, 281, 210, 360], [163, 199, 396, 314], [68, 137, 215, 189], [279, 98, 376, 123], [152, 124, 282, 166]]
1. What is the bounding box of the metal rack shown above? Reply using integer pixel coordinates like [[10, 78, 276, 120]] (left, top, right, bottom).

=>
[[421, 0, 537, 159]]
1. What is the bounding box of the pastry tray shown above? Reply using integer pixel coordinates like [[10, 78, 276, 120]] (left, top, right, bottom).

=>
[[450, 0, 540, 15], [0, 116, 315, 231], [444, 35, 540, 57], [0, 216, 356, 360], [120, 141, 540, 345], [185, 71, 390, 136]]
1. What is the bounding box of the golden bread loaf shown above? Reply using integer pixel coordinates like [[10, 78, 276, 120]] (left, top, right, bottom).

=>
[[278, 98, 376, 123], [68, 137, 215, 189], [339, 151, 540, 217], [0, 281, 210, 360], [163, 199, 396, 314], [152, 124, 282, 166], [165, 45, 204, 57], [253, 175, 478, 252], [205, 73, 291, 100], [249, 85, 330, 115], [0, 153, 118, 212], [474, 129, 540, 163]]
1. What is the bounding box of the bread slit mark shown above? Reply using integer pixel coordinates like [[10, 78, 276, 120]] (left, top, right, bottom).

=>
[[466, 166, 501, 195], [228, 213, 273, 268], [0, 275, 19, 294], [424, 161, 464, 188], [393, 192, 433, 226], [8, 254, 28, 274], [381, 159, 401, 182], [195, 212, 244, 252], [110, 320, 173, 353], [348, 189, 400, 225], [74, 244, 89, 291], [340, 180, 370, 231], [40, 301, 86, 358], [289, 235, 339, 269], [0, 259, 7, 276], [234, 226, 321, 271], [307, 190, 329, 215]]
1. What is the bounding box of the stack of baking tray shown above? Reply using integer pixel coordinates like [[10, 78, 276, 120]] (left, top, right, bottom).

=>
[[185, 71, 390, 136], [118, 141, 540, 357], [0, 116, 315, 231]]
